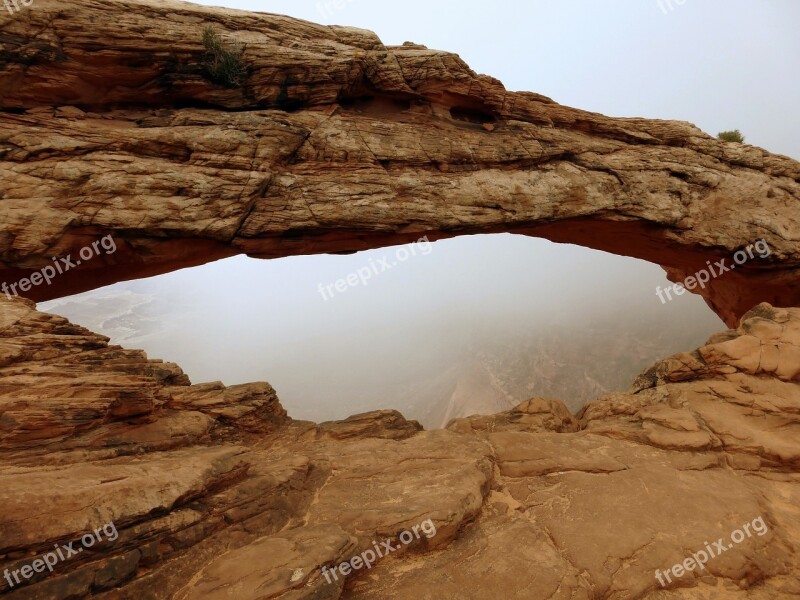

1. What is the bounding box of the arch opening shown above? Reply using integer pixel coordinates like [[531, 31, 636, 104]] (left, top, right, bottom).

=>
[[41, 234, 724, 428]]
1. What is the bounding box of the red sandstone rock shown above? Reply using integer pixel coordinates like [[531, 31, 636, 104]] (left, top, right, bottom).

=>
[[1, 1, 799, 598], [1, 0, 799, 326], [1, 296, 799, 598]]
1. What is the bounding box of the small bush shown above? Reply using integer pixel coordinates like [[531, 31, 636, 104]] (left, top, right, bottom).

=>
[[202, 25, 247, 88], [717, 129, 745, 143]]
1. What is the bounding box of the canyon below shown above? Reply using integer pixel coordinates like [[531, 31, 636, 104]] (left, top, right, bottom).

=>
[[1, 0, 799, 598], [40, 282, 724, 429]]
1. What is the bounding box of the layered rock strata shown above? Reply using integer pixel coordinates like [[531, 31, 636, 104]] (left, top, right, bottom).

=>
[[1, 1, 799, 597], [1, 297, 798, 599], [1, 0, 800, 325]]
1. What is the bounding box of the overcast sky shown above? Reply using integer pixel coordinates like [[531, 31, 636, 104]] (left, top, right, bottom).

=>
[[191, 0, 800, 159], [44, 1, 797, 420]]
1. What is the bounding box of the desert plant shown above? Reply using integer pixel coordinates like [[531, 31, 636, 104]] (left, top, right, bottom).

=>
[[717, 129, 745, 143], [202, 25, 247, 88]]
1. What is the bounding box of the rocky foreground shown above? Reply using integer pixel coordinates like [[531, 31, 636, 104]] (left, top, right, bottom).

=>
[[1, 297, 798, 599], [2, 0, 800, 597]]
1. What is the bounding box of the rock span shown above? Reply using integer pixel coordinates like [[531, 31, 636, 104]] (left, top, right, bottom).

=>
[[1, 0, 799, 326], [1, 1, 800, 597]]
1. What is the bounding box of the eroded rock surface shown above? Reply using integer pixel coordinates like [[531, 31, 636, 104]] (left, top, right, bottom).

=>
[[1, 0, 799, 325], [1, 1, 799, 598], [1, 297, 798, 599]]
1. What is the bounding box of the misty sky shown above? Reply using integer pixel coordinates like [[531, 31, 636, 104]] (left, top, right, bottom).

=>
[[42, 1, 798, 422], [191, 0, 800, 159], [43, 236, 723, 422]]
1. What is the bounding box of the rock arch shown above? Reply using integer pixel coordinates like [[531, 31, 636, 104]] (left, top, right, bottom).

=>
[[1, 0, 798, 326]]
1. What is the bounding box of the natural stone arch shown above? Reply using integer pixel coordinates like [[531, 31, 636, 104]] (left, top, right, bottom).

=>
[[1, 4, 800, 599], [1, 0, 798, 327]]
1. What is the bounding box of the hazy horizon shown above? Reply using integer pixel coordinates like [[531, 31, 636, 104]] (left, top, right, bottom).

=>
[[42, 235, 725, 424], [190, 0, 800, 160], [40, 0, 797, 425]]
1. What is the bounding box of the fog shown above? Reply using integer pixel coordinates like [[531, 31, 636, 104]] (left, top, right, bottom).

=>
[[41, 0, 798, 426], [189, 0, 800, 160], [43, 236, 723, 425]]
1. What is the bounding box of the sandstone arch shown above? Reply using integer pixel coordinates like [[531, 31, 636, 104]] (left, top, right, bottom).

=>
[[2, 3, 800, 599], [1, 0, 799, 326]]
